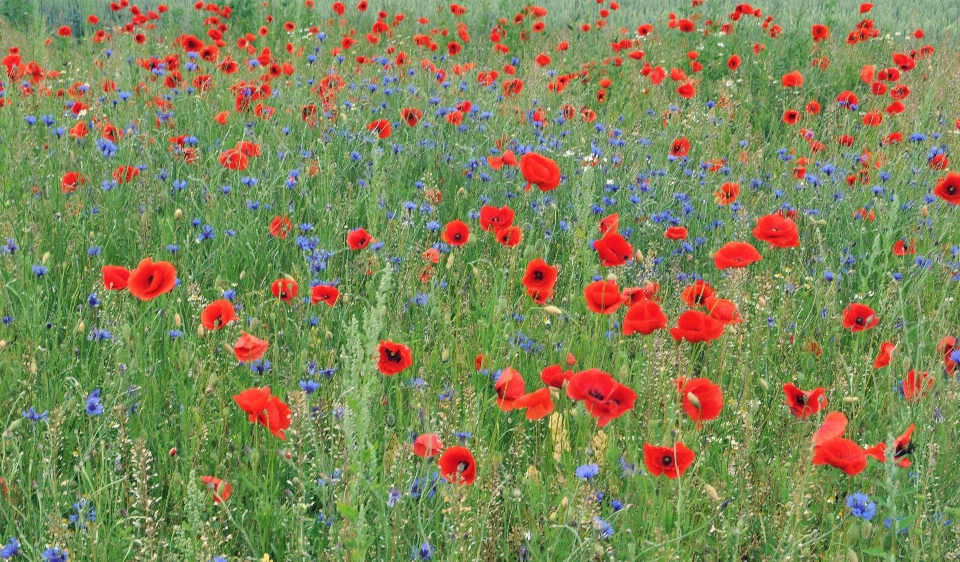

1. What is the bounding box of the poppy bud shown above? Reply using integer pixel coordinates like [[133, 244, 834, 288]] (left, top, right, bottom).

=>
[[843, 396, 858, 403], [441, 348, 450, 362], [5, 418, 22, 436], [248, 318, 260, 331], [174, 313, 182, 327], [222, 342, 234, 354], [472, 267, 479, 276], [635, 250, 644, 263], [758, 378, 769, 391], [174, 208, 183, 220], [560, 496, 569, 508], [76, 320, 85, 334], [846, 548, 859, 562], [340, 294, 348, 304], [446, 252, 455, 270], [921, 206, 928, 218], [758, 296, 766, 309], [197, 325, 206, 338], [861, 521, 872, 539], [325, 330, 333, 340], [283, 273, 296, 282], [0, 340, 6, 349], [239, 270, 246, 280], [845, 524, 860, 546], [29, 360, 37, 375], [704, 483, 720, 502], [169, 447, 177, 457], [543, 306, 562, 315], [41, 251, 51, 265], [686, 392, 701, 409], [605, 273, 617, 282]]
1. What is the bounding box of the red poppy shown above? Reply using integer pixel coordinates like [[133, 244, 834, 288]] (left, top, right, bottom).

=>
[[677, 377, 723, 426], [871, 341, 895, 369], [622, 300, 668, 336], [782, 109, 801, 125], [437, 446, 476, 485], [812, 438, 867, 476], [703, 297, 743, 325], [842, 303, 878, 332], [400, 107, 422, 127], [753, 213, 800, 248], [112, 165, 140, 183], [377, 340, 412, 375], [521, 258, 557, 304], [933, 172, 960, 205], [271, 278, 298, 303], [270, 215, 292, 239], [311, 285, 339, 307], [61, 171, 85, 194], [893, 424, 915, 467], [805, 100, 821, 114], [902, 370, 933, 402], [713, 241, 761, 269], [494, 367, 526, 411], [200, 476, 233, 503], [670, 137, 690, 159], [643, 442, 695, 478], [512, 387, 554, 420], [565, 368, 636, 427], [57, 25, 72, 37], [234, 333, 269, 362], [441, 219, 470, 246], [583, 279, 626, 314], [366, 118, 391, 138], [892, 239, 916, 256], [676, 83, 695, 99], [680, 280, 715, 307], [413, 433, 443, 458], [479, 205, 515, 232], [235, 387, 291, 440], [127, 258, 177, 301], [201, 299, 236, 330], [540, 364, 573, 388], [782, 382, 827, 418], [519, 152, 561, 191], [665, 226, 688, 240], [598, 213, 620, 235], [218, 149, 249, 171], [593, 230, 634, 267], [495, 225, 523, 247], [811, 24, 830, 41], [102, 265, 130, 290], [714, 182, 739, 205], [781, 70, 803, 88], [727, 54, 741, 70], [939, 336, 960, 374], [669, 310, 725, 343], [346, 228, 373, 250]]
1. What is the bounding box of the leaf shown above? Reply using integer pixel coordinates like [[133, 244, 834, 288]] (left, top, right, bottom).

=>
[[862, 547, 888, 557], [336, 501, 359, 523]]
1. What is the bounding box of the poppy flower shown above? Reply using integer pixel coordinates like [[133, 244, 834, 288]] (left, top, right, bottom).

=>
[[782, 109, 801, 125], [366, 118, 391, 138], [933, 172, 960, 205], [234, 333, 269, 363], [127, 258, 177, 301], [233, 387, 291, 440], [479, 205, 515, 232], [494, 367, 526, 411], [665, 226, 688, 240], [521, 258, 557, 304], [643, 442, 695, 478], [400, 107, 422, 127], [441, 219, 469, 246], [939, 336, 960, 374], [677, 377, 723, 426], [377, 340, 412, 376], [669, 310, 725, 343], [112, 165, 140, 183], [200, 476, 232, 503], [893, 424, 915, 467], [599, 213, 620, 235], [346, 227, 373, 250], [102, 265, 130, 290], [413, 433, 443, 458], [727, 54, 741, 70], [270, 278, 298, 303], [753, 213, 800, 248], [512, 387, 554, 421], [805, 100, 821, 114], [61, 171, 85, 194], [892, 239, 915, 256], [494, 225, 523, 247], [842, 303, 878, 332], [201, 299, 236, 330], [566, 368, 637, 427], [622, 301, 668, 336], [812, 438, 867, 476], [781, 70, 803, 88], [676, 83, 695, 99], [269, 215, 292, 239], [680, 280, 715, 307], [57, 25, 72, 36], [872, 341, 895, 369], [714, 182, 739, 205], [713, 241, 761, 269], [811, 24, 830, 41], [437, 446, 476, 485], [902, 370, 933, 402], [218, 149, 249, 171], [519, 152, 561, 191], [540, 364, 573, 388], [670, 137, 690, 159], [783, 382, 827, 418], [583, 279, 626, 315], [593, 230, 634, 267], [703, 297, 742, 325], [311, 285, 339, 307]]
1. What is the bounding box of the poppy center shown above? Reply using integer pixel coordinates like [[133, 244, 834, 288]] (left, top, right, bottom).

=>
[[948, 185, 957, 195], [534, 271, 544, 281], [795, 395, 806, 406], [386, 349, 402, 362], [895, 442, 914, 457], [855, 316, 865, 325], [661, 455, 673, 466], [457, 461, 470, 472], [587, 388, 606, 401]]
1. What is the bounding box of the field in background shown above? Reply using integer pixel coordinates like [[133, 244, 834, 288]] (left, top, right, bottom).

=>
[[0, 0, 959, 561]]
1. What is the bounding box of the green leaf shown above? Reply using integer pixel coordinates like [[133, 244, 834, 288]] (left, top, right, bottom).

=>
[[336, 501, 359, 523]]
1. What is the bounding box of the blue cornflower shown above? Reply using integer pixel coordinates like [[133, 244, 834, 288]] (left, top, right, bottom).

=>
[[85, 389, 104, 416], [41, 547, 68, 562], [299, 379, 320, 395], [249, 359, 272, 374], [387, 487, 402, 508], [23, 407, 48, 422], [88, 293, 101, 307], [32, 264, 49, 277], [846, 493, 876, 521], [0, 538, 20, 559], [594, 516, 615, 538], [412, 542, 434, 560], [575, 463, 600, 480]]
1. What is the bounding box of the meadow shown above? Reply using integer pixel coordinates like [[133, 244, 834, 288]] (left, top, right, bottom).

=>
[[0, 0, 959, 560]]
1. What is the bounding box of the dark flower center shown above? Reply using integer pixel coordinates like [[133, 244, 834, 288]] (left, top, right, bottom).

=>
[[386, 349, 402, 362], [855, 316, 865, 325], [457, 461, 470, 472], [661, 455, 673, 466], [895, 442, 914, 457], [587, 388, 606, 401], [795, 395, 806, 406], [534, 271, 544, 280]]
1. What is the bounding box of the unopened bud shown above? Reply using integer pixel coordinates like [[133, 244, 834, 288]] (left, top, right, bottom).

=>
[[197, 325, 206, 338], [325, 330, 333, 340], [704, 484, 720, 502], [605, 273, 617, 282], [440, 348, 450, 362], [174, 208, 183, 220], [758, 378, 769, 391], [239, 270, 246, 280], [29, 360, 37, 375], [283, 273, 296, 282], [842, 396, 858, 403], [42, 251, 51, 264], [446, 252, 455, 270], [686, 392, 701, 409], [543, 306, 562, 315], [174, 313, 182, 328], [76, 321, 85, 334], [635, 250, 644, 263]]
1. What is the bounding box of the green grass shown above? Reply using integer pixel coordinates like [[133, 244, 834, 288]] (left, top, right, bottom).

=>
[[0, 0, 959, 561]]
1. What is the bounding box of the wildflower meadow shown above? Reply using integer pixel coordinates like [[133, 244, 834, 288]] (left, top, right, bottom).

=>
[[1, 0, 960, 560]]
